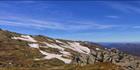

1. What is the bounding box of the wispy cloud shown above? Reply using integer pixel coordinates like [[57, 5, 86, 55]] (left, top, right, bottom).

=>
[[132, 26, 140, 28], [17, 1, 36, 3], [106, 15, 119, 19], [0, 16, 117, 31], [105, 1, 140, 14]]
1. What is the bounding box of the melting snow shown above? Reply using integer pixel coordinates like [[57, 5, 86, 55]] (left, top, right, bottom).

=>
[[12, 35, 37, 42], [56, 40, 63, 44], [34, 58, 41, 61], [43, 42, 71, 57], [45, 42, 91, 54], [60, 51, 71, 56], [9, 62, 12, 64], [12, 35, 91, 63], [42, 42, 91, 55], [65, 42, 90, 54], [39, 50, 71, 64], [45, 42, 64, 50], [96, 48, 100, 50], [28, 44, 39, 48]]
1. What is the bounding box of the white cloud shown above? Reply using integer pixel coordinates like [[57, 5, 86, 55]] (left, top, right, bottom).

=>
[[105, 2, 140, 14], [132, 26, 140, 28], [0, 16, 118, 31], [106, 15, 119, 19]]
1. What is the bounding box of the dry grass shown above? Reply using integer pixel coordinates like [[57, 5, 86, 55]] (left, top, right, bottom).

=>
[[0, 62, 123, 70], [0, 30, 124, 70]]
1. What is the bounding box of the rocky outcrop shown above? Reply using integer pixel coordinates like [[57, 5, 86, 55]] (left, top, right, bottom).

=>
[[72, 48, 140, 70]]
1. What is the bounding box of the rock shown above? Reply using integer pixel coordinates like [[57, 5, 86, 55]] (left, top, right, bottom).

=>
[[103, 51, 112, 62], [96, 51, 104, 62], [87, 54, 96, 64], [71, 47, 140, 70]]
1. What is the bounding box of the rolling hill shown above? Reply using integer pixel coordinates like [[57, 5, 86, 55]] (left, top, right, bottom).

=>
[[0, 29, 139, 70]]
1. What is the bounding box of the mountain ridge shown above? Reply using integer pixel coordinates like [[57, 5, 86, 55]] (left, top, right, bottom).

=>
[[0, 28, 140, 70], [100, 42, 140, 56]]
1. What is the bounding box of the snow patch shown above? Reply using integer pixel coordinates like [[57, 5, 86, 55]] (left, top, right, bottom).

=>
[[65, 42, 90, 54], [45, 42, 64, 50], [56, 40, 63, 44], [39, 50, 71, 64], [28, 44, 39, 48], [43, 42, 71, 57], [96, 48, 100, 50], [12, 35, 37, 42], [34, 58, 41, 61], [60, 51, 71, 56]]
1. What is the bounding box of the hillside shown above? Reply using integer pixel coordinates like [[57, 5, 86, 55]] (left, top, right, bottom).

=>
[[0, 29, 139, 70]]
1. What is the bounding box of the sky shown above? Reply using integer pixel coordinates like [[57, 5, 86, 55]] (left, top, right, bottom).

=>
[[0, 1, 140, 42]]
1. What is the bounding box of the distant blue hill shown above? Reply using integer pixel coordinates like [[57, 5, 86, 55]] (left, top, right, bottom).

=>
[[99, 42, 140, 56]]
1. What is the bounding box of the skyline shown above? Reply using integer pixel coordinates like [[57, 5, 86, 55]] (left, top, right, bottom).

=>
[[0, 1, 140, 42]]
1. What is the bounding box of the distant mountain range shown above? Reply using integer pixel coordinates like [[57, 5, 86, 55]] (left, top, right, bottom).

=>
[[99, 43, 140, 56], [0, 28, 139, 70]]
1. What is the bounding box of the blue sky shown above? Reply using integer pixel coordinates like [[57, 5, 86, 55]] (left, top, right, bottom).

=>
[[0, 1, 140, 42]]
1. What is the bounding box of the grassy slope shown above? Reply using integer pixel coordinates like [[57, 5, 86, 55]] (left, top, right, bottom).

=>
[[0, 30, 124, 70], [0, 62, 122, 70]]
